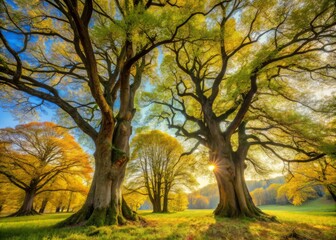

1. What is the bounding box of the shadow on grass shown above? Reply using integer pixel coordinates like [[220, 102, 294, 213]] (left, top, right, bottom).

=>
[[198, 216, 256, 240], [160, 215, 259, 240]]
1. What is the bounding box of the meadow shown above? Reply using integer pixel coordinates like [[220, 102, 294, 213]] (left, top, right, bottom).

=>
[[0, 199, 335, 240]]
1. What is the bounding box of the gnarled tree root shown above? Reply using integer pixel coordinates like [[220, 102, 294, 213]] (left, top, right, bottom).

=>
[[214, 205, 277, 222], [56, 200, 145, 228]]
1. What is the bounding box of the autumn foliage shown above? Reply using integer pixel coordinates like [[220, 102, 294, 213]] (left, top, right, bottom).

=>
[[0, 122, 92, 216]]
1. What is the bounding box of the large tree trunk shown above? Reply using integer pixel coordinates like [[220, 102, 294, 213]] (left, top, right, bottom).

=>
[[205, 121, 274, 221], [213, 157, 262, 218], [212, 148, 272, 220], [58, 119, 138, 226], [9, 189, 38, 216]]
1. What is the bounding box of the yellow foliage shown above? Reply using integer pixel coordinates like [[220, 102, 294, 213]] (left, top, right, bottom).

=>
[[0, 122, 92, 213]]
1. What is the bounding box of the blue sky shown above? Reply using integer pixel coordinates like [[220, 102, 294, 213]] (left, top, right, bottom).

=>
[[0, 108, 18, 128], [0, 106, 54, 129]]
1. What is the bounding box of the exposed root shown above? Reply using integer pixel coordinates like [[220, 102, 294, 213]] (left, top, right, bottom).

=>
[[55, 202, 144, 228], [214, 205, 277, 222], [255, 212, 278, 222], [56, 205, 92, 227]]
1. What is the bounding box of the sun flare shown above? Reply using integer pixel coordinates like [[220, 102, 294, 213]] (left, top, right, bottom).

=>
[[208, 164, 215, 171]]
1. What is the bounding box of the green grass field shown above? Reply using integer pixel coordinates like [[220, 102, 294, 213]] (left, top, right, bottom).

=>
[[0, 199, 335, 240], [260, 198, 336, 227]]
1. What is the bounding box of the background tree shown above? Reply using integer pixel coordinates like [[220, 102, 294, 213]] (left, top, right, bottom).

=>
[[188, 194, 210, 209], [250, 183, 282, 206], [168, 191, 189, 212], [0, 175, 22, 214], [264, 184, 282, 205], [123, 192, 147, 212], [279, 157, 336, 204], [147, 0, 336, 219], [0, 122, 92, 216], [0, 0, 220, 226], [250, 188, 265, 206], [127, 130, 198, 213], [34, 173, 91, 213]]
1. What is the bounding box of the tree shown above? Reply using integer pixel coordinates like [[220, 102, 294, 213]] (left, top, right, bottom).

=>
[[0, 175, 22, 213], [123, 192, 147, 211], [169, 191, 189, 212], [0, 122, 92, 216], [264, 183, 281, 205], [279, 157, 336, 204], [148, 0, 336, 219], [0, 0, 221, 226], [250, 188, 266, 206], [35, 173, 90, 213], [250, 183, 282, 206], [127, 130, 198, 212], [190, 194, 209, 209]]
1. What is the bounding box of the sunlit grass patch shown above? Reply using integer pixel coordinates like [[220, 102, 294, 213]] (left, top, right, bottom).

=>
[[260, 198, 336, 226], [0, 203, 335, 240], [0, 213, 74, 240], [263, 210, 336, 226]]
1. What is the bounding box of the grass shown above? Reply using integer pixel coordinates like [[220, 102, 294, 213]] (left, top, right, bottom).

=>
[[260, 198, 336, 226], [0, 199, 335, 240]]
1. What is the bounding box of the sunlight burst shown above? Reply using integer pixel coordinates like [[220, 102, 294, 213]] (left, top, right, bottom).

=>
[[208, 164, 215, 171]]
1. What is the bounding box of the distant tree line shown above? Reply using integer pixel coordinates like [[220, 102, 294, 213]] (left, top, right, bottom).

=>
[[187, 176, 333, 209]]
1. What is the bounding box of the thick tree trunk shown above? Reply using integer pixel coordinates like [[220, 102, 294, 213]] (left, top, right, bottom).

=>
[[9, 189, 38, 216], [206, 121, 275, 221], [149, 187, 162, 213], [58, 119, 138, 226], [212, 149, 271, 220], [39, 198, 48, 213], [152, 195, 162, 213]]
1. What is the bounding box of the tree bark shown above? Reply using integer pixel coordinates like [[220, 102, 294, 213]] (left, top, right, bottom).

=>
[[152, 195, 162, 213], [39, 198, 49, 213], [326, 185, 336, 201], [162, 187, 169, 213], [212, 148, 272, 220], [9, 189, 38, 216], [66, 192, 73, 212], [58, 119, 138, 226], [56, 206, 61, 213]]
